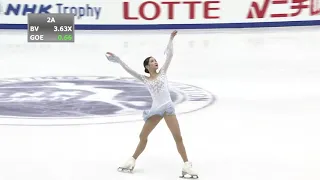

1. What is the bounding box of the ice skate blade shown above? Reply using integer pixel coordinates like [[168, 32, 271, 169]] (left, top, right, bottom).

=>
[[179, 175, 199, 179], [179, 172, 199, 179], [117, 167, 134, 173]]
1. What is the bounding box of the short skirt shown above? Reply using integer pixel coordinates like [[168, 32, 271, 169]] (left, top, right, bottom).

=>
[[142, 102, 175, 121]]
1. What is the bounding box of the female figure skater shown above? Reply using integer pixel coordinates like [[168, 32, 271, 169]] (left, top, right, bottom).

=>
[[105, 30, 198, 179]]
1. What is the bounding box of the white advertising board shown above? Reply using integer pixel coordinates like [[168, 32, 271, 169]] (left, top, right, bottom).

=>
[[0, 0, 320, 29]]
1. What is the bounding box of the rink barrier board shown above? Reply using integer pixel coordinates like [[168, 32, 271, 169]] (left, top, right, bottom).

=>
[[1, 20, 320, 30]]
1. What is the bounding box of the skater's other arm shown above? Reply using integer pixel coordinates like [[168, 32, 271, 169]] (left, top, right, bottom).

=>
[[106, 52, 144, 81], [161, 30, 177, 73]]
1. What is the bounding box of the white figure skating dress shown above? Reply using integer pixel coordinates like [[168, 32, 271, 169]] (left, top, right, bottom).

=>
[[106, 38, 175, 121]]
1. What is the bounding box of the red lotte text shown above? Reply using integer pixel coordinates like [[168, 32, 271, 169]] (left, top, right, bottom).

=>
[[123, 1, 220, 20]]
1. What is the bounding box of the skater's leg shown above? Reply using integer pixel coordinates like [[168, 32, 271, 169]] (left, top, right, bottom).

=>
[[164, 115, 198, 178], [132, 115, 162, 159], [163, 115, 188, 162]]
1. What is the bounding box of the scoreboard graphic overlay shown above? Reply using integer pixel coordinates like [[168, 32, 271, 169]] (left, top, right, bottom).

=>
[[27, 14, 75, 43]]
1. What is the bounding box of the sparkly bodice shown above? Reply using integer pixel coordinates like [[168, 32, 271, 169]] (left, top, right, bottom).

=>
[[141, 69, 171, 107], [143, 70, 167, 95]]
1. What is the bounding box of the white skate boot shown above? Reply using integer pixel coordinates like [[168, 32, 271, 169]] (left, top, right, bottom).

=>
[[117, 157, 136, 173], [180, 161, 199, 179]]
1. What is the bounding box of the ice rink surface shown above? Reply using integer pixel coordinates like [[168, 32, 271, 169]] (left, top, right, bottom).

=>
[[0, 27, 319, 180]]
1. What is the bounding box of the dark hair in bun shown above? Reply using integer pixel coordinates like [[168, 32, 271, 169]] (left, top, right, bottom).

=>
[[143, 56, 152, 74]]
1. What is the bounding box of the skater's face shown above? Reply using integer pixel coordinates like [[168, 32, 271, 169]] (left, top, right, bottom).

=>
[[147, 57, 158, 71]]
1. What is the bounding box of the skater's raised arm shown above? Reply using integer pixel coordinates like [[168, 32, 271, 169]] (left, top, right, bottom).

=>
[[106, 52, 144, 81], [161, 30, 177, 73]]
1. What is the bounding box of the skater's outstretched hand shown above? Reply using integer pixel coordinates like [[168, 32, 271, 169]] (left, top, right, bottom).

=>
[[105, 52, 120, 63], [170, 30, 177, 40], [104, 51, 144, 82]]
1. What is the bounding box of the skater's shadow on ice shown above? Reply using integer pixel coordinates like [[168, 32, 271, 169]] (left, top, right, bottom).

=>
[[118, 168, 145, 174], [133, 169, 145, 173]]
